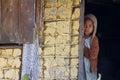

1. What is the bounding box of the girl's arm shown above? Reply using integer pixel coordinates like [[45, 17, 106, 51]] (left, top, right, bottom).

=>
[[90, 36, 99, 72], [84, 36, 99, 72]]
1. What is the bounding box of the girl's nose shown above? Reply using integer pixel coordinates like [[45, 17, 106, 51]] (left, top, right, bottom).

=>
[[85, 26, 88, 29]]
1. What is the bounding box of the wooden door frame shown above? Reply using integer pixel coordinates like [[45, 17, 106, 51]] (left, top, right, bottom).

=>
[[78, 0, 85, 80]]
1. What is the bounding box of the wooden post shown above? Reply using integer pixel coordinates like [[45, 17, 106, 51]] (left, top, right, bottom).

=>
[[78, 0, 85, 80]]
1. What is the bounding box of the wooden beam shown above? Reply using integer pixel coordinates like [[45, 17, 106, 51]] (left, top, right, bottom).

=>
[[78, 0, 85, 80]]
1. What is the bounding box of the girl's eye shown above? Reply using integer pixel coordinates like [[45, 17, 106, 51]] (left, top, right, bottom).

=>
[[89, 24, 93, 28]]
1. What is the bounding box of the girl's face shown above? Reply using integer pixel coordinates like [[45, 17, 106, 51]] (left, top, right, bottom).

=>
[[84, 19, 94, 37]]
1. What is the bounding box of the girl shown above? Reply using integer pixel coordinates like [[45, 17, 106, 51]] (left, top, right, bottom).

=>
[[84, 14, 99, 80]]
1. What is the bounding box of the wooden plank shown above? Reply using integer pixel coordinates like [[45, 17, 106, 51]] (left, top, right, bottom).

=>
[[0, 0, 35, 44], [35, 0, 42, 43], [39, 0, 44, 44], [35, 0, 40, 27], [1, 0, 19, 43], [0, 0, 1, 42], [78, 0, 85, 80], [19, 0, 34, 43]]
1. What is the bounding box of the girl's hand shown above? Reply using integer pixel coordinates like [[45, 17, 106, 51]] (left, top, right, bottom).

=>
[[90, 64, 96, 73], [90, 59, 97, 73]]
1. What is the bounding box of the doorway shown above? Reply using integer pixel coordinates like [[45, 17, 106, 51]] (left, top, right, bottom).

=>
[[85, 1, 120, 80]]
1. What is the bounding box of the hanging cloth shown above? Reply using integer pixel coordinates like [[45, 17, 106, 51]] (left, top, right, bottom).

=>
[[21, 26, 40, 80]]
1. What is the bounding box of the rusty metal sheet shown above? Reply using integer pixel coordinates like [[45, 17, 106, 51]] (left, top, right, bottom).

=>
[[19, 0, 34, 43]]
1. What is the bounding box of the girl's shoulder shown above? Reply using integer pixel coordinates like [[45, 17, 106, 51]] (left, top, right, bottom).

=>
[[93, 35, 99, 40], [91, 35, 99, 44]]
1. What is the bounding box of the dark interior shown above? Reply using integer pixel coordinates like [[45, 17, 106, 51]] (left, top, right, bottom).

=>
[[85, 1, 120, 80]]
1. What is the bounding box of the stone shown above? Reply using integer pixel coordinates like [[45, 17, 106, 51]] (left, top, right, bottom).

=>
[[7, 58, 21, 68], [72, 36, 79, 44], [12, 58, 21, 68], [44, 58, 56, 68], [1, 49, 12, 56], [55, 35, 70, 44], [13, 49, 22, 57], [44, 22, 57, 36], [7, 58, 14, 67], [55, 67, 69, 79], [5, 49, 13, 56], [71, 45, 79, 56], [72, 20, 79, 30], [55, 67, 65, 78], [0, 68, 3, 79], [56, 21, 70, 34], [71, 59, 79, 66], [15, 69, 20, 80], [73, 0, 80, 6], [70, 67, 78, 78], [44, 8, 57, 20], [55, 45, 70, 56], [72, 29, 79, 34], [44, 67, 55, 78], [4, 69, 16, 79], [44, 36, 55, 44], [55, 58, 65, 66], [72, 8, 80, 19], [45, 0, 57, 7], [0, 58, 7, 68], [57, 0, 73, 8], [57, 6, 72, 19], [43, 47, 55, 56]]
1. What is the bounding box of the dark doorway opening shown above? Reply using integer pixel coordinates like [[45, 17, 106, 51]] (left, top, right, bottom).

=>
[[85, 1, 120, 80]]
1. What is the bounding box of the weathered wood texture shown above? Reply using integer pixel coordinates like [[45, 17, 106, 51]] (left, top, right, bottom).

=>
[[35, 0, 40, 27], [35, 0, 42, 44], [78, 0, 85, 80], [0, 0, 1, 42], [19, 0, 34, 43], [0, 0, 35, 44]]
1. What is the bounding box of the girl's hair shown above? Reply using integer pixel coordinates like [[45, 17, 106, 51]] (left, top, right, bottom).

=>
[[84, 17, 95, 35], [84, 17, 94, 24]]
